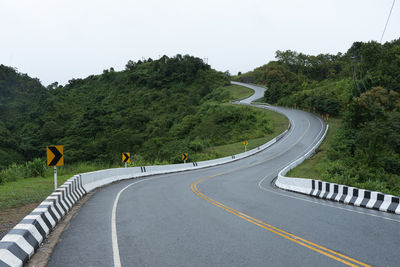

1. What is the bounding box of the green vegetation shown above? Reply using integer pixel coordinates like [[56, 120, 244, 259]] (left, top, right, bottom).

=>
[[0, 174, 70, 211], [0, 161, 117, 210], [0, 158, 46, 184], [0, 54, 292, 213], [194, 106, 288, 159], [236, 38, 400, 195], [224, 84, 254, 101], [0, 103, 288, 211], [0, 55, 233, 168], [0, 104, 289, 211], [0, 56, 281, 172], [287, 118, 341, 180]]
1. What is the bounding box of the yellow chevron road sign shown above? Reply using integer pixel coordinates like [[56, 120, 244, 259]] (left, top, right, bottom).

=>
[[122, 152, 131, 163], [47, 145, 64, 167]]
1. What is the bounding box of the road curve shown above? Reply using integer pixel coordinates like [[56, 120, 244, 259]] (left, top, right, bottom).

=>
[[230, 81, 265, 103], [47, 83, 400, 267]]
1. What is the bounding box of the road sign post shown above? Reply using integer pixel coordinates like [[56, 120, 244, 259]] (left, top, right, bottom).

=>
[[122, 152, 130, 168], [54, 166, 57, 190], [243, 141, 248, 152], [182, 153, 188, 163], [47, 145, 64, 190]]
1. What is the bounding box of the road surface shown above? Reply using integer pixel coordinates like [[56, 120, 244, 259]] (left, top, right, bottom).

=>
[[47, 83, 400, 267], [230, 81, 265, 104]]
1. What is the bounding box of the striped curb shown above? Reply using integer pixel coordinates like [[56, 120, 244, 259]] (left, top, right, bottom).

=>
[[0, 104, 292, 267], [309, 180, 400, 214], [275, 120, 400, 215], [0, 176, 86, 267]]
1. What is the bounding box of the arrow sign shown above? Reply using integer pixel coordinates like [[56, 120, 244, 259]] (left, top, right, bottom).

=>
[[182, 153, 188, 161], [122, 152, 130, 163], [47, 145, 64, 166]]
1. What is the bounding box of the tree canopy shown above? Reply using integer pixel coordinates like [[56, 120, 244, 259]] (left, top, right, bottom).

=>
[[235, 38, 400, 194], [0, 55, 235, 168]]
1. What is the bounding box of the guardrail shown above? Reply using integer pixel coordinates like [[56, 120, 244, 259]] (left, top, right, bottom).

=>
[[275, 123, 400, 215], [0, 116, 290, 267]]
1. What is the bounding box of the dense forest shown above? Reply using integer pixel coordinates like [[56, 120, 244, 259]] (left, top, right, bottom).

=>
[[236, 38, 400, 194], [0, 55, 274, 172]]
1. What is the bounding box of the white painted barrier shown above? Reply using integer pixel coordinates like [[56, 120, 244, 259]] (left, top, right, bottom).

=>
[[80, 129, 288, 193], [276, 122, 328, 191], [275, 122, 400, 215], [0, 92, 294, 266]]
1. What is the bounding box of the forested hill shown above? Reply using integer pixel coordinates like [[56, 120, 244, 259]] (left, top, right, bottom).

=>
[[0, 65, 49, 167], [0, 55, 237, 168], [236, 39, 400, 115], [235, 38, 400, 194]]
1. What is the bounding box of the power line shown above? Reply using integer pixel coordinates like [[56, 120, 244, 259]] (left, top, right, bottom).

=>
[[380, 0, 396, 43]]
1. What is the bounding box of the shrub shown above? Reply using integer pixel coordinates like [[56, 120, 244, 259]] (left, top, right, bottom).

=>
[[189, 138, 205, 152], [26, 158, 46, 177], [0, 163, 28, 183]]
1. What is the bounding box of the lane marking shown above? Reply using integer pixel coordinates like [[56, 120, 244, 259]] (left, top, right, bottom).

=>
[[109, 110, 306, 267], [258, 113, 400, 223], [111, 176, 164, 267], [191, 175, 370, 267], [111, 111, 320, 266], [188, 115, 372, 266], [249, 116, 310, 166], [258, 175, 400, 223]]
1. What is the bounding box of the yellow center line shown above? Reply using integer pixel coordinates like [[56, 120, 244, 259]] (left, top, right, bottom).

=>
[[190, 118, 370, 267], [191, 177, 370, 267]]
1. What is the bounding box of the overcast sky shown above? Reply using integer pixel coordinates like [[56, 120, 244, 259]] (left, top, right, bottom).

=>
[[1, 0, 399, 86]]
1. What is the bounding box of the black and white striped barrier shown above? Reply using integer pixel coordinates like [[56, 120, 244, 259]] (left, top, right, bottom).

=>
[[275, 123, 400, 215], [0, 105, 293, 266], [0, 176, 86, 267], [309, 180, 400, 213]]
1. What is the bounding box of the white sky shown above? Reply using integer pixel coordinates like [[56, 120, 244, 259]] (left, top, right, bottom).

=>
[[0, 0, 399, 86]]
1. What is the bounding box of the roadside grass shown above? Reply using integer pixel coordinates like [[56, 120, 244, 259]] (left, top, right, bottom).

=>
[[0, 83, 289, 229], [194, 105, 288, 159], [0, 175, 71, 211], [225, 84, 254, 100], [286, 117, 341, 179], [285, 117, 400, 196], [0, 162, 118, 212], [203, 136, 276, 157], [252, 97, 266, 103], [0, 84, 253, 213]]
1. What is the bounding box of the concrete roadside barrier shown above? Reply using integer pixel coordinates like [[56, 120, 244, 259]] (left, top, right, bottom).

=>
[[275, 121, 400, 215], [0, 116, 291, 267], [0, 176, 85, 267]]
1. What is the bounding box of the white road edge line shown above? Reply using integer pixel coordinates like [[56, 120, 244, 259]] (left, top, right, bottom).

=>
[[111, 176, 163, 267], [257, 116, 400, 223], [111, 105, 295, 267], [110, 107, 319, 266], [258, 177, 400, 223]]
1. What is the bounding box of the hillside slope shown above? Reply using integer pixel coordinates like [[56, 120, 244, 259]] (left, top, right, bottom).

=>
[[0, 55, 282, 170], [235, 39, 400, 195]]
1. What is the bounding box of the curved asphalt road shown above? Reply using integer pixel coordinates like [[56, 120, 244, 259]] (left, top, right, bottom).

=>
[[48, 83, 400, 267], [230, 81, 265, 104]]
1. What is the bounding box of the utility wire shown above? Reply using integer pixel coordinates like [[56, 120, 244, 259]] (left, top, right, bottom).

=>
[[380, 0, 396, 43]]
